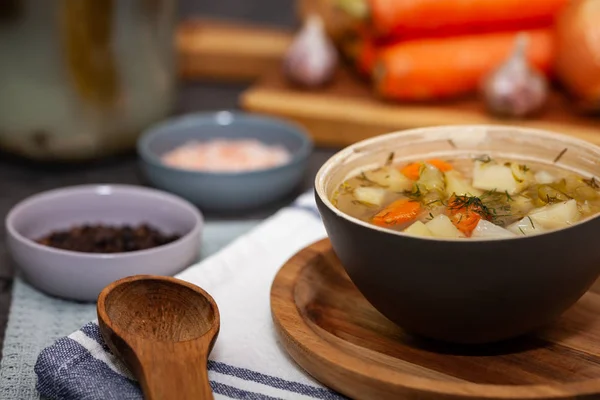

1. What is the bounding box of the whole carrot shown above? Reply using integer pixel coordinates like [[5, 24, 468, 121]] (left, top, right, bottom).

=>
[[337, 0, 570, 39], [373, 29, 554, 101]]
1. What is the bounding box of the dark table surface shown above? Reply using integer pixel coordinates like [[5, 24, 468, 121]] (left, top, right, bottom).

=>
[[0, 0, 338, 360]]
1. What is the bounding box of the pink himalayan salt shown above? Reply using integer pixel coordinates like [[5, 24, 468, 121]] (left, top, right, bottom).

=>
[[161, 139, 292, 173]]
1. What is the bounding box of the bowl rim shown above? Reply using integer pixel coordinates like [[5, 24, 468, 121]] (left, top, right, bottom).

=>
[[315, 124, 600, 243], [137, 110, 314, 177], [5, 184, 204, 260]]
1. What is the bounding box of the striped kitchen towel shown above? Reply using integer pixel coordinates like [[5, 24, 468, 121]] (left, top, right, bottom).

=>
[[34, 192, 347, 400]]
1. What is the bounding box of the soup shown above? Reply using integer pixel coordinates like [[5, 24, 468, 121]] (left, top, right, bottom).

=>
[[331, 154, 600, 239]]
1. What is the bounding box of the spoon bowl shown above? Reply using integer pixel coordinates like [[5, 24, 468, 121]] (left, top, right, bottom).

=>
[[97, 275, 220, 400]]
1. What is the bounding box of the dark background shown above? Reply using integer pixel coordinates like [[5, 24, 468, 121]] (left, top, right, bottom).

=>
[[0, 0, 337, 358]]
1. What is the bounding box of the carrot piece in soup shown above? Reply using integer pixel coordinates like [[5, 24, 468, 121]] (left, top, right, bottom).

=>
[[372, 199, 421, 227], [449, 210, 481, 236], [401, 159, 453, 180], [447, 195, 489, 236], [400, 162, 423, 180]]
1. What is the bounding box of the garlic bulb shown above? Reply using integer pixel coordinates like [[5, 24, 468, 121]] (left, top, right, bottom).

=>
[[481, 33, 548, 118], [283, 14, 338, 88]]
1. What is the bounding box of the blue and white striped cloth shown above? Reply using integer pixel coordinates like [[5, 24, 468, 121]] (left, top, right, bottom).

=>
[[34, 193, 346, 399]]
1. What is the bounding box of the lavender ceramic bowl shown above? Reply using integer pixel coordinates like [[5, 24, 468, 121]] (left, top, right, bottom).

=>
[[5, 185, 203, 302]]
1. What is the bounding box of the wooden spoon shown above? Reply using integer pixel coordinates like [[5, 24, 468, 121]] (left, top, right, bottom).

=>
[[97, 275, 220, 400]]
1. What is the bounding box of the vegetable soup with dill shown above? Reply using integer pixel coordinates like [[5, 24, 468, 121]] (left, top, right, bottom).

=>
[[331, 154, 600, 239]]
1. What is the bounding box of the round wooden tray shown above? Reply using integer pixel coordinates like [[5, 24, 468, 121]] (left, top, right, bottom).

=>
[[270, 239, 600, 400]]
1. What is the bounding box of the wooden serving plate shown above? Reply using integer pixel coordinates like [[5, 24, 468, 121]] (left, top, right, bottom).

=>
[[271, 239, 600, 399]]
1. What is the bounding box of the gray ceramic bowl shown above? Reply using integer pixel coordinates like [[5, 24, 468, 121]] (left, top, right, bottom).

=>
[[5, 185, 203, 302], [315, 125, 600, 344], [137, 111, 313, 211]]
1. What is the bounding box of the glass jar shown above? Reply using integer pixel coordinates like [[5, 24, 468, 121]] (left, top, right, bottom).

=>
[[0, 0, 177, 161]]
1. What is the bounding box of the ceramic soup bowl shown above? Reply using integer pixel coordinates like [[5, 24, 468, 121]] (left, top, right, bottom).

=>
[[315, 125, 600, 344]]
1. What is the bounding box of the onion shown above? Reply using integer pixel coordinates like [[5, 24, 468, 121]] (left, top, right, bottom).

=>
[[554, 0, 600, 113]]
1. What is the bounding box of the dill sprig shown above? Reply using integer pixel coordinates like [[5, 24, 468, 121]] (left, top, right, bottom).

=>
[[352, 199, 377, 207], [426, 198, 443, 206], [584, 177, 600, 189], [553, 148, 568, 163], [474, 154, 492, 163], [357, 172, 375, 184], [447, 195, 493, 219], [545, 194, 560, 204], [447, 192, 513, 223], [385, 152, 395, 166], [356, 171, 389, 188], [404, 184, 422, 200]]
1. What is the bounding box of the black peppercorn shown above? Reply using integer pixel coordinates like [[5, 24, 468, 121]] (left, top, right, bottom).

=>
[[36, 224, 181, 254]]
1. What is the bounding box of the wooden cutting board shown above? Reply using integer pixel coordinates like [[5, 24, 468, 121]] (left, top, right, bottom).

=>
[[175, 1, 332, 81], [178, 18, 600, 149], [271, 239, 600, 400], [175, 0, 321, 82], [177, 18, 292, 81], [242, 67, 600, 148]]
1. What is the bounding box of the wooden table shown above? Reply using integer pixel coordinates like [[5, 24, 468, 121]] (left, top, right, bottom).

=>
[[0, 0, 336, 359]]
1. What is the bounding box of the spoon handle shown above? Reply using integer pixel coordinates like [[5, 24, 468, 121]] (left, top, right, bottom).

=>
[[137, 343, 214, 400]]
